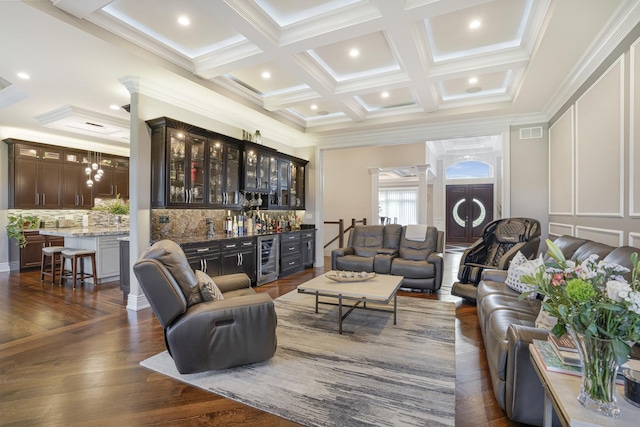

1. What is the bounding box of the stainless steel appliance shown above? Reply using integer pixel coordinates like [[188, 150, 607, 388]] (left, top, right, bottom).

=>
[[257, 235, 279, 286]]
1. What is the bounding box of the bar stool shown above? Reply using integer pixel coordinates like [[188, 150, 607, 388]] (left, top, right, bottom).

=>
[[40, 246, 66, 284], [59, 249, 98, 289]]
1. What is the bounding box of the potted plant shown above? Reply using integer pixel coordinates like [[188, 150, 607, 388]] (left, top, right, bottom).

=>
[[93, 194, 129, 225], [6, 213, 40, 248]]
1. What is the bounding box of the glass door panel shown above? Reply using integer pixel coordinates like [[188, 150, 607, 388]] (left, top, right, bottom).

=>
[[226, 146, 240, 205], [169, 131, 187, 203], [259, 153, 270, 191], [245, 149, 258, 190], [208, 140, 224, 204], [188, 134, 206, 204], [279, 159, 289, 207]]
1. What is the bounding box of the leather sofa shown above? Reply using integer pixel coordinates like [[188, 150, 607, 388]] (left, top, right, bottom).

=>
[[477, 235, 638, 426], [331, 224, 444, 291], [133, 240, 277, 374]]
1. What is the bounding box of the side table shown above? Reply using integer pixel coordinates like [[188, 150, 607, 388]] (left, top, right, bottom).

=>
[[530, 342, 639, 426]]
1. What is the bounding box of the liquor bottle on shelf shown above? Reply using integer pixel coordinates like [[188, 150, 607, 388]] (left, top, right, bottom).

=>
[[232, 216, 238, 235]]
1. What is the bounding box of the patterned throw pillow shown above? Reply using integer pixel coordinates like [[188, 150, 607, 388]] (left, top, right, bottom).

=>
[[504, 251, 539, 298], [195, 270, 224, 302]]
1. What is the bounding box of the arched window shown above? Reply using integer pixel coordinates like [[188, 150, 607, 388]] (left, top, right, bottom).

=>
[[446, 160, 492, 180]]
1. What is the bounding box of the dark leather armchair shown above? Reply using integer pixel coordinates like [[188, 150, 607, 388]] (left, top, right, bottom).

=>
[[133, 240, 277, 374], [331, 224, 402, 273], [390, 225, 444, 291], [451, 217, 541, 302]]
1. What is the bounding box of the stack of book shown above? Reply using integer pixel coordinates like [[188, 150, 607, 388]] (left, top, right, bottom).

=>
[[548, 334, 581, 367]]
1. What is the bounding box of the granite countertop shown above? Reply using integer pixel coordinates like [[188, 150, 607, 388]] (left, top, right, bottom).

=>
[[39, 227, 130, 237], [160, 228, 316, 246]]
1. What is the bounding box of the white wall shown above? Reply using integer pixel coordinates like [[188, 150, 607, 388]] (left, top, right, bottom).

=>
[[322, 142, 426, 255], [510, 124, 549, 239]]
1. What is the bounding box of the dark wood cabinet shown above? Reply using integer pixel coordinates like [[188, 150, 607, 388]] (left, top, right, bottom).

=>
[[93, 157, 129, 199], [148, 118, 241, 209], [279, 231, 302, 277], [16, 231, 64, 271], [243, 145, 271, 193], [220, 238, 256, 282], [290, 161, 306, 210], [301, 229, 315, 268], [207, 135, 241, 208], [9, 144, 63, 209], [5, 139, 128, 209], [119, 239, 130, 299], [62, 153, 94, 209], [183, 241, 221, 276]]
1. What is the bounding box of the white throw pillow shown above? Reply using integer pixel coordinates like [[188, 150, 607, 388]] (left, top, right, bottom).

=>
[[504, 251, 539, 298], [195, 270, 224, 302]]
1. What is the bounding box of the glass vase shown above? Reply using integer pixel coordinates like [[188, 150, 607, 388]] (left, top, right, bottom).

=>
[[568, 328, 620, 418]]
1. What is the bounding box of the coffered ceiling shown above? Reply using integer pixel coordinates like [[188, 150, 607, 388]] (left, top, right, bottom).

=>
[[0, 0, 638, 151]]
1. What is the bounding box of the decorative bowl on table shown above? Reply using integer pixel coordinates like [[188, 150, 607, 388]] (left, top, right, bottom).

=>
[[325, 271, 376, 282]]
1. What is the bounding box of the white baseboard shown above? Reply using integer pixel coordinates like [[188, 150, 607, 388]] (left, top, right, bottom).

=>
[[0, 262, 10, 273], [126, 293, 150, 311]]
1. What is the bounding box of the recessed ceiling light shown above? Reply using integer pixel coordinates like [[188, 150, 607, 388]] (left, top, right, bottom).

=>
[[381, 91, 389, 99], [469, 20, 481, 29], [17, 72, 30, 80], [349, 48, 359, 58], [468, 77, 478, 84], [261, 71, 271, 79], [178, 16, 190, 26], [109, 104, 120, 111], [310, 104, 318, 110]]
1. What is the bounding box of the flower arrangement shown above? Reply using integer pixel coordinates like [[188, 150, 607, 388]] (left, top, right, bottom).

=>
[[520, 239, 640, 365], [93, 194, 129, 215]]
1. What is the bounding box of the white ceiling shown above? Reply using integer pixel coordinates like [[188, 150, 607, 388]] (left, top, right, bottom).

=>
[[0, 0, 638, 154]]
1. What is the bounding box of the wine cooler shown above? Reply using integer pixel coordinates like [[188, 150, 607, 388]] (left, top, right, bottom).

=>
[[257, 235, 279, 286]]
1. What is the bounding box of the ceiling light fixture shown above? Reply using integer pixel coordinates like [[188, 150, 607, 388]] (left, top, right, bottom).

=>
[[109, 104, 120, 110], [178, 16, 190, 26], [17, 72, 30, 80], [468, 77, 478, 84], [349, 48, 359, 57], [310, 104, 318, 110], [469, 20, 481, 29], [381, 91, 389, 98], [261, 71, 271, 79]]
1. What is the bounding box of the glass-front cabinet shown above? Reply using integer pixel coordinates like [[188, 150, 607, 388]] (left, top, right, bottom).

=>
[[147, 117, 307, 210], [290, 162, 305, 209], [243, 148, 270, 193], [267, 156, 290, 209], [167, 130, 206, 206], [208, 136, 240, 208]]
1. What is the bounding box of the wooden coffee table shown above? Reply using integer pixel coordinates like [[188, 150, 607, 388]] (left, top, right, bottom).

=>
[[297, 271, 404, 334]]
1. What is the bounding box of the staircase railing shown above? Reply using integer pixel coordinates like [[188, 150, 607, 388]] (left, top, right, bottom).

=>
[[323, 218, 367, 249]]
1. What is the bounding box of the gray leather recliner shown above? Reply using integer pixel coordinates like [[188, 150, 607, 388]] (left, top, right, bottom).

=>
[[133, 240, 277, 374], [331, 224, 445, 291]]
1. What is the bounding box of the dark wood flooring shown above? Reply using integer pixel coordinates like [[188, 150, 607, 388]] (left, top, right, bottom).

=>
[[0, 254, 525, 426]]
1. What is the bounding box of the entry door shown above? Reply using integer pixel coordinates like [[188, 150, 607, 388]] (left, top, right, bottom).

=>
[[446, 184, 493, 243]]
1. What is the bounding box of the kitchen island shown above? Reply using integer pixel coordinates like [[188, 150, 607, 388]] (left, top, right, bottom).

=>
[[40, 227, 129, 284]]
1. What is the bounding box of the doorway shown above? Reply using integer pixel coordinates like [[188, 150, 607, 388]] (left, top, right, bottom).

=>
[[446, 184, 493, 243]]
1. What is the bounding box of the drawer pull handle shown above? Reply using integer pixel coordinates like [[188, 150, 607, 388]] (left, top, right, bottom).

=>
[[225, 244, 236, 248], [288, 261, 295, 265], [197, 248, 209, 252]]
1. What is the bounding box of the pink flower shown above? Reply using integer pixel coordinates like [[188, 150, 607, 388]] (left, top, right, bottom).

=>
[[551, 273, 565, 286]]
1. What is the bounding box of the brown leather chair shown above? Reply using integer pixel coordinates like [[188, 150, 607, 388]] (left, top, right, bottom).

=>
[[133, 240, 277, 374]]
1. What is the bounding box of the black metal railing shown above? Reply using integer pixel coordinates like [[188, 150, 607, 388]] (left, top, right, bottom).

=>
[[323, 218, 366, 249]]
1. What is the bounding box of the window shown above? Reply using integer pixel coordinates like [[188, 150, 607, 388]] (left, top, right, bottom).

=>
[[378, 188, 417, 225], [446, 160, 491, 180]]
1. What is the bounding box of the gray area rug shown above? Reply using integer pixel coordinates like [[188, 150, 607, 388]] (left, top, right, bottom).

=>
[[140, 291, 456, 426]]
